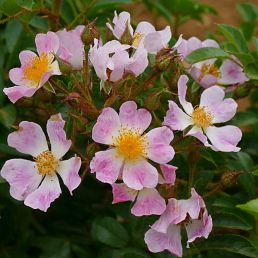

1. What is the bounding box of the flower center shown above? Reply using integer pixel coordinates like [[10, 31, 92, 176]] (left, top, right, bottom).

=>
[[35, 150, 59, 176], [23, 53, 50, 86], [199, 63, 221, 81], [132, 32, 144, 48], [192, 106, 213, 129], [113, 128, 148, 160]]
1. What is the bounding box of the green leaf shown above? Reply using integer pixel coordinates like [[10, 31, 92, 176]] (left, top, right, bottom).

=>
[[237, 199, 258, 219], [186, 47, 231, 63], [213, 212, 253, 230], [218, 24, 249, 53], [252, 169, 258, 176], [92, 217, 129, 248], [236, 152, 254, 172], [16, 0, 34, 10], [245, 63, 258, 80], [237, 3, 258, 23], [44, 81, 56, 94], [0, 104, 16, 128], [4, 19, 23, 53], [195, 234, 258, 258]]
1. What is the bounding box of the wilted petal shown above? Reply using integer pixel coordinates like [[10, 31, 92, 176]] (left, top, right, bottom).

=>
[[47, 113, 72, 159], [90, 149, 123, 184], [0, 159, 42, 200], [146, 127, 175, 164], [123, 159, 158, 190], [57, 157, 81, 194], [92, 107, 121, 145], [24, 174, 61, 212], [8, 121, 48, 157], [131, 188, 166, 216], [205, 125, 242, 152], [111, 183, 137, 203]]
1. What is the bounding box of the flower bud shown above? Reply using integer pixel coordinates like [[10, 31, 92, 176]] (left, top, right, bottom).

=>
[[234, 83, 252, 98], [81, 20, 100, 45], [54, 54, 72, 74], [221, 171, 242, 188]]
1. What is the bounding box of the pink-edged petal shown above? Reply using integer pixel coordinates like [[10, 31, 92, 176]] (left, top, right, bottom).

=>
[[205, 125, 242, 152], [218, 59, 248, 85], [90, 149, 123, 184], [186, 211, 213, 245], [119, 101, 151, 132], [123, 159, 158, 190], [200, 86, 237, 123], [92, 107, 121, 145], [19, 50, 37, 65], [0, 159, 42, 201], [3, 86, 37, 103], [186, 126, 211, 147], [24, 174, 61, 212], [163, 101, 193, 131], [8, 121, 48, 157], [144, 225, 182, 257], [131, 188, 166, 216], [35, 31, 59, 55], [111, 183, 137, 204], [146, 127, 175, 164], [46, 113, 72, 159], [178, 75, 194, 115], [56, 157, 81, 194], [159, 164, 177, 185]]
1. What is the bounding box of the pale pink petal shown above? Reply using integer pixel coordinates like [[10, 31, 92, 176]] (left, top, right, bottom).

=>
[[200, 86, 237, 123], [8, 121, 48, 157], [177, 37, 202, 58], [56, 157, 81, 194], [3, 86, 37, 103], [92, 107, 121, 145], [46, 113, 72, 159], [144, 225, 182, 257], [202, 39, 219, 48], [186, 126, 211, 147], [191, 66, 217, 88], [35, 31, 59, 55], [111, 183, 137, 203], [218, 59, 248, 85], [135, 21, 155, 35], [159, 164, 177, 185], [178, 75, 194, 115], [119, 101, 151, 132], [90, 149, 123, 184], [19, 50, 37, 65], [163, 101, 193, 131], [131, 188, 166, 216], [146, 127, 175, 164], [9, 68, 24, 86], [24, 174, 61, 212], [205, 125, 242, 152], [0, 159, 42, 200], [123, 159, 158, 190]]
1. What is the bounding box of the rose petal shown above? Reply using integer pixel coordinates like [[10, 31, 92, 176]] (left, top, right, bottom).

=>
[[111, 183, 137, 203], [159, 164, 177, 185], [35, 31, 60, 55], [3, 86, 37, 103]]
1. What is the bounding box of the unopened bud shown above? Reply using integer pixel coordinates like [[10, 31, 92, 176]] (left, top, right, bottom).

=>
[[221, 171, 242, 188], [234, 83, 252, 98], [54, 54, 72, 74], [81, 20, 100, 45], [120, 20, 133, 45], [156, 50, 176, 71]]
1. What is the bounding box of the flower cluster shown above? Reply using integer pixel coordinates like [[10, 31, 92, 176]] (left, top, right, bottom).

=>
[[0, 10, 248, 257]]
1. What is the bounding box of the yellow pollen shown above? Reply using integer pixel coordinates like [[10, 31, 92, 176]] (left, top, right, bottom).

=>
[[23, 53, 50, 86], [113, 128, 149, 160], [192, 106, 213, 129], [199, 63, 221, 81], [35, 150, 58, 176], [132, 32, 144, 48]]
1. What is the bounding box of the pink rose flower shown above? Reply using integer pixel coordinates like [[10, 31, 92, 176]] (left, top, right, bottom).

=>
[[144, 188, 212, 257], [177, 37, 248, 88], [111, 164, 177, 216], [3, 31, 61, 103], [163, 75, 242, 152], [0, 114, 81, 212], [90, 101, 175, 190]]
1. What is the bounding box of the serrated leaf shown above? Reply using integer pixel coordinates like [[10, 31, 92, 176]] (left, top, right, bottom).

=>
[[218, 24, 249, 53], [186, 47, 231, 63], [0, 104, 16, 128], [92, 217, 129, 248], [237, 199, 258, 219], [195, 234, 258, 258]]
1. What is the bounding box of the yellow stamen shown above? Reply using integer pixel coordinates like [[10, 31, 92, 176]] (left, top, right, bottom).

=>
[[199, 63, 221, 81], [132, 32, 143, 48], [35, 150, 58, 176], [23, 53, 50, 86], [113, 128, 149, 160], [192, 106, 213, 129]]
